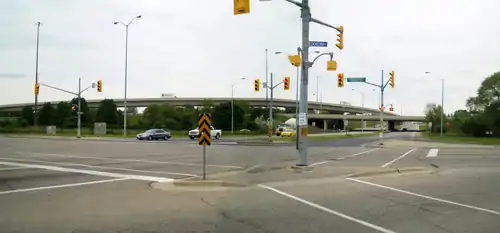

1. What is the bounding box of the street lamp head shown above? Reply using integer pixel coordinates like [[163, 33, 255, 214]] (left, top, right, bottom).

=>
[[136, 15, 142, 19], [113, 21, 118, 25], [275, 51, 282, 55]]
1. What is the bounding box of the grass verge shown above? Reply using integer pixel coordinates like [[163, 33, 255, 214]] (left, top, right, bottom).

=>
[[421, 133, 500, 145], [274, 132, 377, 142]]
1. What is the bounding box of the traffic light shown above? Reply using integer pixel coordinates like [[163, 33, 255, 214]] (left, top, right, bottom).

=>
[[254, 78, 260, 92], [337, 73, 344, 88], [389, 71, 395, 88], [389, 104, 394, 112], [34, 83, 40, 95], [327, 60, 337, 71], [234, 0, 250, 15], [336, 26, 344, 50], [288, 55, 301, 67], [97, 80, 102, 92], [284, 77, 290, 90], [71, 104, 78, 112]]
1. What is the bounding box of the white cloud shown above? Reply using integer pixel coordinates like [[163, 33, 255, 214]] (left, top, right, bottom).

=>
[[1, 0, 499, 116]]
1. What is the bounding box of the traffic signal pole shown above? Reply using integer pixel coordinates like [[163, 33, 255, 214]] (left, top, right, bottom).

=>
[[362, 70, 393, 145], [38, 78, 98, 138], [264, 73, 285, 141]]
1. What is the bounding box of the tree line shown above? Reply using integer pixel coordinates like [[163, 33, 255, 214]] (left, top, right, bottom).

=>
[[0, 98, 290, 132], [425, 71, 500, 137]]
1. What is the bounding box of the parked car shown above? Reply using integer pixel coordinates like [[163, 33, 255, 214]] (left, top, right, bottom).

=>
[[188, 126, 222, 140], [280, 128, 296, 137], [136, 129, 171, 140]]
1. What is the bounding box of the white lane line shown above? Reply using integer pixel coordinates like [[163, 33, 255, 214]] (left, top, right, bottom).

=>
[[0, 157, 197, 177], [381, 148, 417, 168], [310, 148, 380, 167], [0, 167, 31, 171], [0, 178, 129, 195], [347, 178, 500, 216], [22, 152, 242, 169], [0, 160, 174, 182], [258, 184, 395, 233], [426, 149, 439, 158]]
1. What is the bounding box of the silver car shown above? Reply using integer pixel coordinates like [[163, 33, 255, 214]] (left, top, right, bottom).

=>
[[136, 129, 171, 140]]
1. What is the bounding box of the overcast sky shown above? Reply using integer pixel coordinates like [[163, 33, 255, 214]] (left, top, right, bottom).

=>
[[1, 0, 499, 115]]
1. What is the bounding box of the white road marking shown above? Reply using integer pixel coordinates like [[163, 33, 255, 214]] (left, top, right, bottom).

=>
[[310, 148, 380, 167], [21, 152, 242, 169], [0, 178, 129, 195], [0, 167, 31, 171], [426, 149, 439, 158], [0, 159, 175, 182], [0, 157, 198, 177], [347, 178, 500, 216], [381, 148, 417, 168], [258, 184, 396, 233]]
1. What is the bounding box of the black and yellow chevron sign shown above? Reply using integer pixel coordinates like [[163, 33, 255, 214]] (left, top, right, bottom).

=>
[[198, 113, 212, 146]]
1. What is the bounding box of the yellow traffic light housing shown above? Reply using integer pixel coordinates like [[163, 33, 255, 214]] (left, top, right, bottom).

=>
[[389, 71, 395, 88], [34, 83, 40, 95], [234, 0, 250, 15], [389, 104, 394, 112], [337, 73, 344, 88], [379, 105, 385, 111], [284, 76, 290, 90], [288, 55, 301, 67], [71, 104, 78, 112], [254, 78, 260, 92], [336, 26, 344, 50], [97, 80, 102, 92], [327, 60, 337, 71]]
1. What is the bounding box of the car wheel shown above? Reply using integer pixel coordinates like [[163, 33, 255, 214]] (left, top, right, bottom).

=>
[[164, 136, 168, 140], [148, 136, 153, 140], [189, 136, 194, 140], [215, 133, 220, 139]]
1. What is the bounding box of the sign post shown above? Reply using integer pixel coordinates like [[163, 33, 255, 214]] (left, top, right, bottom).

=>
[[198, 113, 212, 180]]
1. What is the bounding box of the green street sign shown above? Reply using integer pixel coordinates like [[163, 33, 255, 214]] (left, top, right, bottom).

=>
[[346, 77, 366, 83]]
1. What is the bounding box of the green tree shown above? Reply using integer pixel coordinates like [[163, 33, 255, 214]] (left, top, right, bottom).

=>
[[95, 99, 119, 124], [200, 99, 215, 114], [143, 104, 161, 128], [424, 103, 448, 133], [54, 102, 72, 129], [212, 101, 244, 130], [20, 106, 34, 126], [38, 103, 55, 125]]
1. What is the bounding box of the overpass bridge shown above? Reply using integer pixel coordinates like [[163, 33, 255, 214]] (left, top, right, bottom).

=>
[[0, 97, 399, 115]]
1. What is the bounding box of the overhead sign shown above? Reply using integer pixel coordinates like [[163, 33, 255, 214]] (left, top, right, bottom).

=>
[[346, 77, 366, 83], [310, 41, 328, 47], [198, 113, 212, 146]]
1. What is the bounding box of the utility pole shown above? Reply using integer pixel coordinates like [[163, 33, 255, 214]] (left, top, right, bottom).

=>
[[34, 22, 41, 128], [77, 77, 82, 138], [265, 73, 285, 141], [265, 49, 269, 113], [441, 79, 444, 137]]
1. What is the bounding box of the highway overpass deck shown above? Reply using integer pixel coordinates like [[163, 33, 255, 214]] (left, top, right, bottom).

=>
[[0, 97, 399, 115], [283, 113, 426, 121]]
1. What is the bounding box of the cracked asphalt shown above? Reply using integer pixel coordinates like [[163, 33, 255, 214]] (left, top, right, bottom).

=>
[[0, 133, 499, 232]]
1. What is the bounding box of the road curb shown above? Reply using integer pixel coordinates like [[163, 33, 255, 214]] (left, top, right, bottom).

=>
[[346, 166, 428, 178]]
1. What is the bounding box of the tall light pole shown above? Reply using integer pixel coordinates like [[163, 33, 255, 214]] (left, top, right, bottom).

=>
[[231, 77, 246, 134], [34, 22, 42, 128], [265, 49, 269, 114], [425, 72, 444, 137], [114, 15, 141, 137]]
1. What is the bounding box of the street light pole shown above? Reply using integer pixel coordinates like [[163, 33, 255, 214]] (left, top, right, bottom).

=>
[[265, 49, 269, 113], [114, 15, 141, 137], [34, 22, 41, 128], [231, 77, 245, 134], [316, 76, 319, 103], [441, 79, 444, 137]]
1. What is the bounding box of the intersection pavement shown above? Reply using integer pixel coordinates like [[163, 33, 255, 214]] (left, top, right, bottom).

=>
[[0, 134, 499, 232]]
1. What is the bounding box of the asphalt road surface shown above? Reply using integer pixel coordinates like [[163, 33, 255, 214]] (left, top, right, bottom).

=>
[[0, 133, 499, 232]]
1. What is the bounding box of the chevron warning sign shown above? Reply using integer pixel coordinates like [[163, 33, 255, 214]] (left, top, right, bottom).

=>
[[198, 113, 212, 146]]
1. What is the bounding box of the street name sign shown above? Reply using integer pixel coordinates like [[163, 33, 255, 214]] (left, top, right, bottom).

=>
[[310, 41, 328, 47], [346, 77, 366, 83]]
